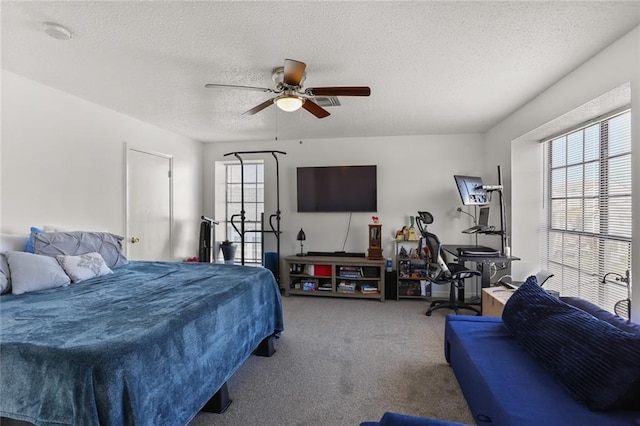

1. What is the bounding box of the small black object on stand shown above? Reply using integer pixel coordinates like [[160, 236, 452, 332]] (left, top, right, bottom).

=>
[[296, 228, 306, 256], [199, 216, 219, 263]]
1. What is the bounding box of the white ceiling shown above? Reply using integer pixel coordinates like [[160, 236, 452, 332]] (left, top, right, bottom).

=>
[[2, 1, 639, 143]]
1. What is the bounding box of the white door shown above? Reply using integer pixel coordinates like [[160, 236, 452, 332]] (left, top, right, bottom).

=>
[[126, 147, 172, 261]]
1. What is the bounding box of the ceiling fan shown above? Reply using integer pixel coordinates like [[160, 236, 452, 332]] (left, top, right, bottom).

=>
[[205, 59, 371, 119]]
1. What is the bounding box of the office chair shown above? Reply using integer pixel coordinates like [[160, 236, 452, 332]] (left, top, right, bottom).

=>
[[416, 212, 481, 316]]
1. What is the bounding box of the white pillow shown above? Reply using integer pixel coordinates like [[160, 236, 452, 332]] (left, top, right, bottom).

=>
[[56, 252, 112, 283], [4, 251, 71, 295]]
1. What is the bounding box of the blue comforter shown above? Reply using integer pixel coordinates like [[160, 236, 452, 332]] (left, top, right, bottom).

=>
[[0, 261, 284, 426]]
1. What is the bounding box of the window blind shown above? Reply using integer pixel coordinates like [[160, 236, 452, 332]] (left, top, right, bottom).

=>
[[544, 110, 631, 318]]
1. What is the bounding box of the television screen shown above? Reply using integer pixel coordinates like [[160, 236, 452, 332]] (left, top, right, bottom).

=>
[[297, 165, 377, 212], [454, 175, 488, 205]]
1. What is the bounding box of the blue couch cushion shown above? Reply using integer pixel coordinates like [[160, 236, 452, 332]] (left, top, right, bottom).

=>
[[560, 296, 640, 335], [360, 412, 470, 426], [502, 276, 640, 411]]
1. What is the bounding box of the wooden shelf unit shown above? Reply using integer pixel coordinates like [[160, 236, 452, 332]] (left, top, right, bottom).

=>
[[284, 255, 385, 302]]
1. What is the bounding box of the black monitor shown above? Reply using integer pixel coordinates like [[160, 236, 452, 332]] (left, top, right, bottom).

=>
[[454, 175, 488, 205]]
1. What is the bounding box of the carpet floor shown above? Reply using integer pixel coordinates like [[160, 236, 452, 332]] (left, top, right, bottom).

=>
[[189, 296, 476, 426]]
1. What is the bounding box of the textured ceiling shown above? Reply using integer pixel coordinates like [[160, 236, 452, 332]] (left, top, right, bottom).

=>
[[2, 1, 639, 143]]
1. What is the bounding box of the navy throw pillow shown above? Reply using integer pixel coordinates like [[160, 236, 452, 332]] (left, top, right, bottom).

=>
[[560, 296, 640, 335], [502, 276, 640, 411]]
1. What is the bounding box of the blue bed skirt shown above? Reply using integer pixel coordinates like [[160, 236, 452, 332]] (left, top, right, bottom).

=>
[[0, 261, 284, 426]]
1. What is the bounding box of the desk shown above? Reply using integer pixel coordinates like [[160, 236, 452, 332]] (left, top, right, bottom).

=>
[[442, 245, 520, 290]]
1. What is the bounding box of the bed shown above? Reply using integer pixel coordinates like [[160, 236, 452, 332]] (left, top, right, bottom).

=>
[[0, 234, 284, 426]]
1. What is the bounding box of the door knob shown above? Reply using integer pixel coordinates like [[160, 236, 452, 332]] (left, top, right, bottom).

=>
[[130, 237, 140, 244]]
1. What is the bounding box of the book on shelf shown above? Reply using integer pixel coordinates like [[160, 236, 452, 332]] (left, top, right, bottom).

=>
[[360, 283, 379, 294], [339, 266, 361, 271], [317, 282, 333, 291], [339, 273, 362, 279], [337, 281, 357, 293], [338, 266, 363, 278], [338, 271, 362, 279]]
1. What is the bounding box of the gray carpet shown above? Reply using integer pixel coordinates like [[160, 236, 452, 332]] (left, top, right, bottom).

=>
[[189, 296, 475, 426]]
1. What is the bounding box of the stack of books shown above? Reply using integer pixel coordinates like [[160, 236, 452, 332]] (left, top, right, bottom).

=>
[[337, 281, 357, 293], [338, 266, 363, 279], [360, 283, 379, 294], [317, 282, 332, 292]]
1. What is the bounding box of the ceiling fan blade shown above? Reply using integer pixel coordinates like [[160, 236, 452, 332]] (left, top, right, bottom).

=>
[[205, 83, 275, 93], [242, 99, 275, 115], [302, 99, 330, 119], [305, 86, 371, 97], [283, 59, 306, 86]]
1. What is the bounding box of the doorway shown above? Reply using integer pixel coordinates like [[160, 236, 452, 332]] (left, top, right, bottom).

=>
[[125, 146, 173, 261]]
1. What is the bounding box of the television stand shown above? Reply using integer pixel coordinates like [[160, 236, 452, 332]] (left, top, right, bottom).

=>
[[307, 251, 366, 258], [284, 255, 385, 301]]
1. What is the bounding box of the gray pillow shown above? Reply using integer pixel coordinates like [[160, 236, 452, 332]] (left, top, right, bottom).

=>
[[0, 253, 10, 294], [34, 231, 128, 269], [4, 251, 71, 295]]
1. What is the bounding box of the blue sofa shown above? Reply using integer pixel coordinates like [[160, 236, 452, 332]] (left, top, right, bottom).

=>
[[361, 412, 469, 426], [362, 280, 640, 426], [444, 312, 640, 425]]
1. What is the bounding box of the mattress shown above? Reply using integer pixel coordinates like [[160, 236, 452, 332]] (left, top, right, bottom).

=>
[[0, 261, 284, 426]]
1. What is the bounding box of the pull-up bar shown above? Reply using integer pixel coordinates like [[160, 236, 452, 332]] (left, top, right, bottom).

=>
[[223, 150, 286, 280]]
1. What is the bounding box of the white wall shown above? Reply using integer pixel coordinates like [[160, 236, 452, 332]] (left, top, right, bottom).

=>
[[204, 133, 488, 295], [484, 25, 640, 321], [1, 71, 204, 260]]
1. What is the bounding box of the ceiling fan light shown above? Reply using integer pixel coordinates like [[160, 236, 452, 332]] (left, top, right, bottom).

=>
[[275, 96, 304, 112]]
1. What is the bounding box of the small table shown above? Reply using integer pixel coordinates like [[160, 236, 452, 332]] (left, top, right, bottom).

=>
[[482, 287, 515, 317]]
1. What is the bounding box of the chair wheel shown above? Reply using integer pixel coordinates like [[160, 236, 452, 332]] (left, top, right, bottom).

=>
[[425, 311, 432, 316]]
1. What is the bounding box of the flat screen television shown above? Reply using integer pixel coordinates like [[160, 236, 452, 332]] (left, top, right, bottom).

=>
[[297, 165, 377, 212], [454, 175, 488, 205]]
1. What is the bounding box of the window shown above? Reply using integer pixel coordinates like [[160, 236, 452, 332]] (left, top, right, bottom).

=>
[[218, 161, 264, 265], [544, 110, 631, 318]]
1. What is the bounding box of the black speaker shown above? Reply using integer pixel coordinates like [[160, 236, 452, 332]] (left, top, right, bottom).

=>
[[385, 271, 398, 301]]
